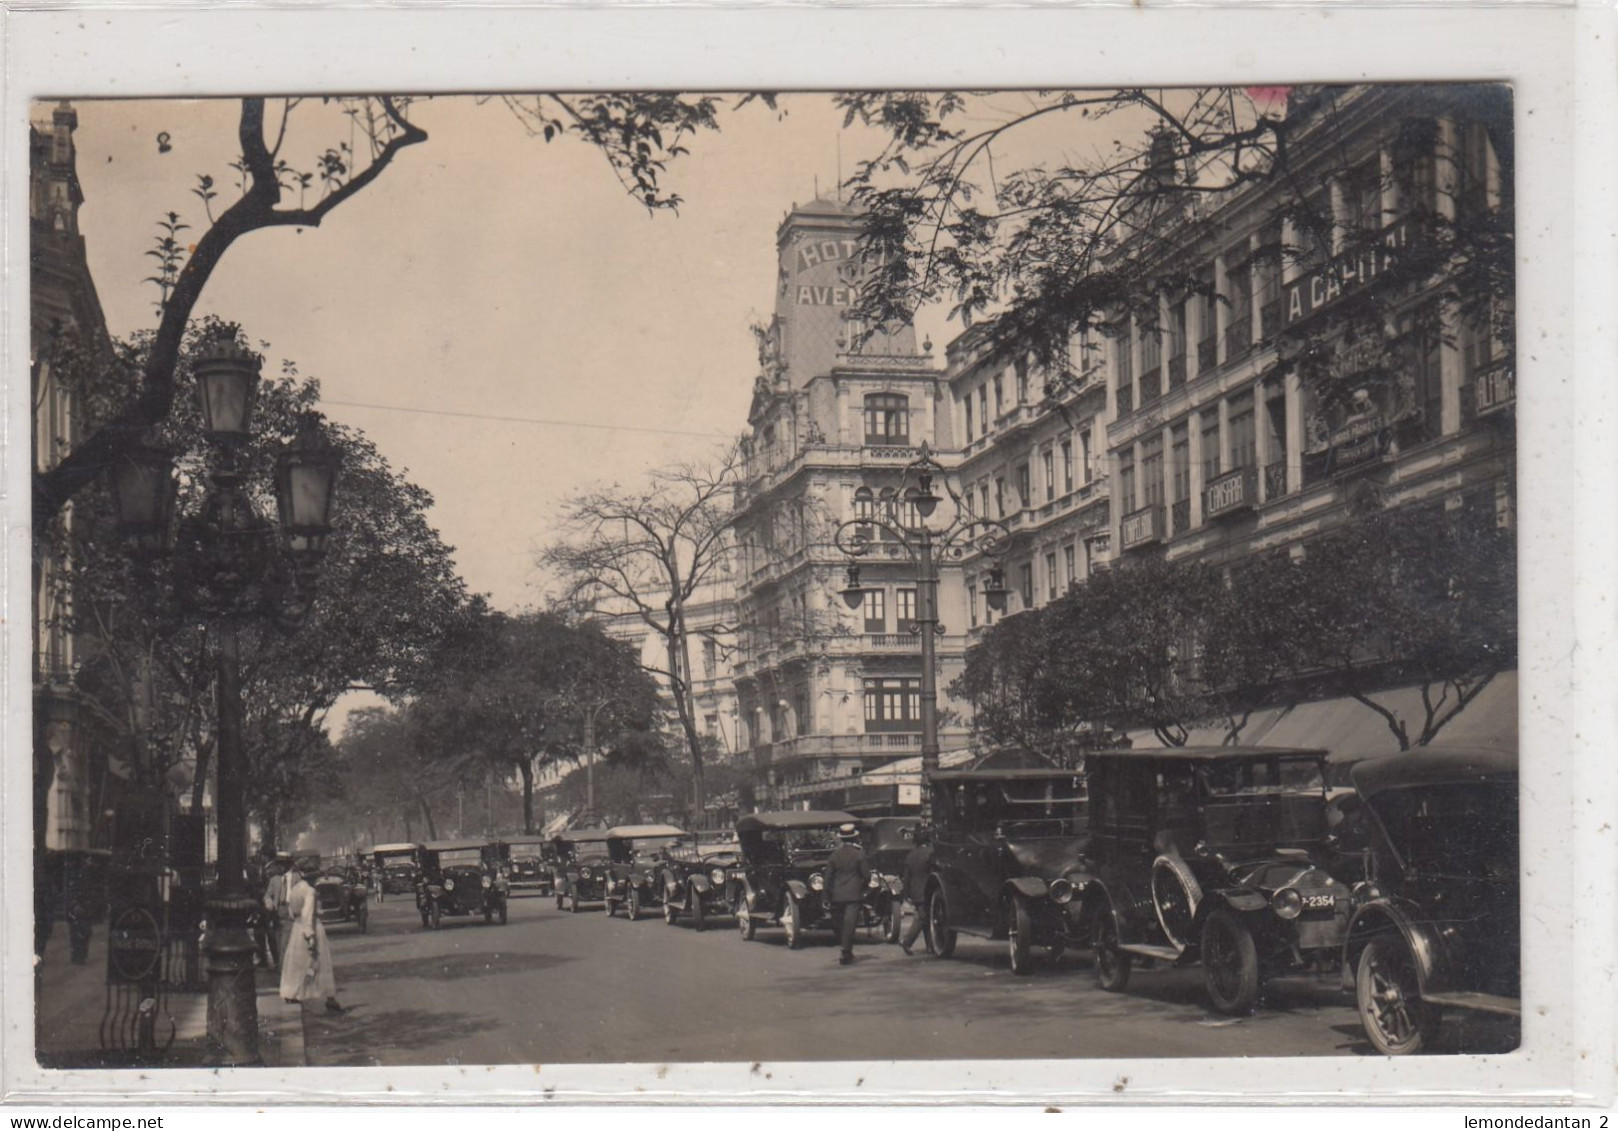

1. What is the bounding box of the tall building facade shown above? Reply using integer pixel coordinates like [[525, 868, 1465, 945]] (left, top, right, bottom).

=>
[[730, 197, 971, 811]]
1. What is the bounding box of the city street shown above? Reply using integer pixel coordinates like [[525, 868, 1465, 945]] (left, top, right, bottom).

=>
[[301, 891, 1503, 1067]]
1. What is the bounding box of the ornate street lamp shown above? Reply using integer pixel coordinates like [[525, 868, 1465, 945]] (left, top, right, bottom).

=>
[[831, 441, 1012, 810], [105, 327, 340, 1067]]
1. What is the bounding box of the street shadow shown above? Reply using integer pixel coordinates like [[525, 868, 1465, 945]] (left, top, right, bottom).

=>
[[1329, 1013, 1521, 1056], [302, 1005, 502, 1067], [336, 949, 575, 986]]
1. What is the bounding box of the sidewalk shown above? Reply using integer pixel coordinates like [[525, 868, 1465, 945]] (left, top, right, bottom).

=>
[[34, 926, 305, 1069]]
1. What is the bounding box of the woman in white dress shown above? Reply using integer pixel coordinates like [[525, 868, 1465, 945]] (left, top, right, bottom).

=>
[[278, 862, 343, 1013]]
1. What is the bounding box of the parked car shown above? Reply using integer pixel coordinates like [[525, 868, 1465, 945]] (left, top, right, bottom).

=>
[[313, 861, 369, 933], [859, 816, 918, 945], [552, 828, 613, 912], [601, 824, 687, 920], [1079, 747, 1354, 1014], [732, 811, 888, 948], [659, 831, 744, 930], [371, 843, 420, 901], [924, 770, 1090, 973], [1341, 745, 1519, 1055], [414, 840, 509, 928], [502, 836, 557, 895]]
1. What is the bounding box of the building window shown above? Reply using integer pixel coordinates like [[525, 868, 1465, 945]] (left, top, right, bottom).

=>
[[1168, 298, 1188, 388], [993, 375, 1004, 416], [1080, 430, 1093, 484], [1042, 448, 1056, 501], [1139, 314, 1162, 402], [1064, 544, 1078, 588], [1257, 224, 1283, 338], [1397, 308, 1444, 442], [979, 385, 990, 432], [1202, 413, 1222, 483], [1264, 391, 1287, 477], [1171, 423, 1191, 503], [864, 677, 922, 732], [963, 488, 975, 519], [896, 587, 918, 629], [854, 486, 876, 539], [1457, 120, 1493, 217], [979, 482, 991, 519], [1460, 311, 1502, 428], [1045, 552, 1059, 601], [1061, 440, 1075, 494], [1019, 563, 1035, 610], [963, 395, 974, 442], [1347, 159, 1383, 235], [1141, 433, 1165, 510], [863, 588, 886, 633], [967, 582, 978, 628], [1227, 258, 1254, 355], [1197, 267, 1218, 373], [1015, 357, 1030, 404], [1016, 463, 1031, 509], [864, 393, 910, 445], [1119, 454, 1136, 514], [1228, 390, 1257, 470], [994, 477, 1006, 517], [702, 638, 717, 679]]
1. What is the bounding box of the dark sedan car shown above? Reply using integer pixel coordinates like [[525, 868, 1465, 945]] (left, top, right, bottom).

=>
[[924, 770, 1089, 973], [414, 840, 509, 928], [502, 836, 557, 895], [603, 824, 687, 921], [1341, 745, 1519, 1055], [659, 831, 744, 930], [314, 862, 369, 933], [371, 843, 420, 901], [733, 811, 888, 948], [552, 828, 613, 912]]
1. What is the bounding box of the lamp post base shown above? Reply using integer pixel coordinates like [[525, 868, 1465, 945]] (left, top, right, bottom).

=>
[[203, 894, 262, 1066]]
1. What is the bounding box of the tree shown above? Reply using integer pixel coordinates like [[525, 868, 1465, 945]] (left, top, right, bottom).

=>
[[33, 93, 776, 531], [540, 445, 742, 817]]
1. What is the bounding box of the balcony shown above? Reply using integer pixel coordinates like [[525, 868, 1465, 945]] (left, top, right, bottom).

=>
[[1264, 460, 1289, 500], [867, 633, 922, 651], [1119, 504, 1165, 551], [1171, 497, 1192, 536], [1474, 359, 1515, 418], [1227, 315, 1253, 357], [757, 732, 924, 768]]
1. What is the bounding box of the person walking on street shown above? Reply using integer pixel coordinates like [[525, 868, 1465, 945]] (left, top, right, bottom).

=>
[[899, 827, 934, 955], [824, 823, 872, 966], [262, 861, 292, 968], [279, 860, 343, 1014]]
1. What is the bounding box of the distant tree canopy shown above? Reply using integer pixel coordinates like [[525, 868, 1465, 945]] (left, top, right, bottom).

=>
[[953, 503, 1516, 756]]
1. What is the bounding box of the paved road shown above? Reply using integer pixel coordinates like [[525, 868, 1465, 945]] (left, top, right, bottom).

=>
[[302, 893, 1511, 1066]]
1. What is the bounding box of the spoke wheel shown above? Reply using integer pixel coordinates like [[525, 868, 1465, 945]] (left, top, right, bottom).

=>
[[928, 889, 957, 959], [736, 897, 756, 941], [1094, 907, 1132, 992], [782, 894, 803, 950], [884, 903, 901, 945], [1151, 855, 1202, 952], [1201, 908, 1261, 1015], [1008, 897, 1035, 976], [627, 888, 641, 922], [1357, 936, 1440, 1055]]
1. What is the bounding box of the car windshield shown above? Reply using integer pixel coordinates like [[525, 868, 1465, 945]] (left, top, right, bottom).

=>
[[1370, 782, 1518, 877], [436, 849, 483, 866], [384, 861, 414, 871], [944, 778, 1087, 836], [630, 837, 682, 859], [1198, 756, 1328, 848], [1201, 756, 1326, 797]]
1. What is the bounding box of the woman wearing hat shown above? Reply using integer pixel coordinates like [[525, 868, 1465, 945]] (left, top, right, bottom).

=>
[[278, 860, 343, 1013], [823, 823, 872, 966]]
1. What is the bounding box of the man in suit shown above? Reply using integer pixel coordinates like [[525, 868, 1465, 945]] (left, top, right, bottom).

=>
[[899, 827, 934, 955], [823, 823, 872, 966]]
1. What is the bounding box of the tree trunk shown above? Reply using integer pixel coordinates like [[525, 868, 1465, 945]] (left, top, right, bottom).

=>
[[417, 795, 438, 841], [519, 759, 535, 835], [403, 808, 414, 842], [663, 600, 706, 822]]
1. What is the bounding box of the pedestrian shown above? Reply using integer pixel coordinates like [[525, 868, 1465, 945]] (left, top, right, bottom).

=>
[[262, 860, 292, 967], [278, 860, 343, 1014], [823, 822, 872, 966], [898, 826, 934, 956], [247, 861, 277, 970]]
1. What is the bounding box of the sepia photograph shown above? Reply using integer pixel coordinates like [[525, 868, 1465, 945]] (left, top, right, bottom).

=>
[[26, 77, 1528, 1080]]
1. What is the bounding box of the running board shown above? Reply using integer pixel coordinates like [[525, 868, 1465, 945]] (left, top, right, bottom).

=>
[[1421, 991, 1522, 1017], [1119, 943, 1184, 962]]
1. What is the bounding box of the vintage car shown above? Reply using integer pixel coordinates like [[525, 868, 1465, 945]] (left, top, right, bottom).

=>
[[502, 836, 557, 895], [1341, 745, 1519, 1055], [924, 770, 1090, 972], [600, 824, 687, 920], [313, 859, 369, 932], [414, 839, 509, 928], [732, 811, 890, 948], [859, 816, 918, 944], [659, 831, 744, 929], [371, 843, 421, 900], [1079, 747, 1355, 1014], [552, 827, 613, 912]]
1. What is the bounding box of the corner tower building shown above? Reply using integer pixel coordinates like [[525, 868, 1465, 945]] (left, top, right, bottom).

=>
[[731, 197, 971, 812]]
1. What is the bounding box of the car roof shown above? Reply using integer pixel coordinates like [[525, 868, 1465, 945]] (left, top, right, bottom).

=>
[[930, 768, 1087, 782], [555, 827, 613, 843], [370, 843, 419, 853], [421, 839, 491, 851], [1086, 745, 1328, 763], [1350, 745, 1518, 797], [735, 810, 857, 833], [501, 836, 549, 846], [607, 824, 688, 840]]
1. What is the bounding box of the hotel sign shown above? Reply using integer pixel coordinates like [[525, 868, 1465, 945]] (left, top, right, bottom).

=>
[[1203, 467, 1257, 519], [1119, 505, 1164, 551], [1284, 221, 1414, 329]]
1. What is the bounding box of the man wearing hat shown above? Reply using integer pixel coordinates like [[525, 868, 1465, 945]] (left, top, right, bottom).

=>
[[823, 822, 872, 966]]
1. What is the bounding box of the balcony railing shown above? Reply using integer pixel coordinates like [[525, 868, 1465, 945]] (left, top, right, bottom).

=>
[[1116, 384, 1134, 416], [1171, 497, 1192, 536], [1264, 460, 1288, 500], [1227, 314, 1253, 356], [1138, 367, 1162, 405], [867, 633, 922, 650]]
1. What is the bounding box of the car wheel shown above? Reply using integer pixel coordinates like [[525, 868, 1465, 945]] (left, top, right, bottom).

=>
[[928, 889, 958, 959], [1151, 855, 1202, 952], [663, 898, 678, 926], [782, 893, 803, 949], [690, 885, 706, 932], [627, 889, 641, 922], [1201, 907, 1261, 1015], [430, 901, 442, 930], [1356, 936, 1441, 1055], [1094, 907, 1132, 992], [1008, 897, 1035, 976], [884, 902, 901, 945], [736, 897, 756, 941]]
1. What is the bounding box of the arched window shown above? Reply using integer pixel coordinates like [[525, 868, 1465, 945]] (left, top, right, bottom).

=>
[[864, 393, 910, 445]]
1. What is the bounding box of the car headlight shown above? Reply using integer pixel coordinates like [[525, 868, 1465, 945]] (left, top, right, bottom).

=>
[[482, 876, 492, 888], [443, 878, 455, 892], [809, 873, 825, 892], [580, 868, 591, 880], [867, 873, 883, 890], [710, 868, 727, 886], [1049, 878, 1074, 905], [1352, 881, 1382, 901], [1271, 888, 1303, 920]]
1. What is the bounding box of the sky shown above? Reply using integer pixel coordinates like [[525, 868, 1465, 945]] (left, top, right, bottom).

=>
[[65, 93, 971, 613]]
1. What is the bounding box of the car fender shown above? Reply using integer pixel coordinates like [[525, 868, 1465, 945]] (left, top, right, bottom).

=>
[[690, 874, 712, 895], [1208, 887, 1268, 914], [1005, 877, 1050, 902], [1343, 899, 1448, 995], [1081, 879, 1128, 938], [784, 879, 810, 902]]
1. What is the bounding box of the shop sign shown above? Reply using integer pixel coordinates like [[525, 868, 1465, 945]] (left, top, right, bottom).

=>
[[1476, 364, 1515, 416], [1284, 221, 1413, 329], [1330, 412, 1388, 469], [1119, 505, 1164, 551], [1204, 466, 1257, 518]]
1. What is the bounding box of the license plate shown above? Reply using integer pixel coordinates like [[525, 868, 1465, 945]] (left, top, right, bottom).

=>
[[1302, 894, 1334, 911]]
